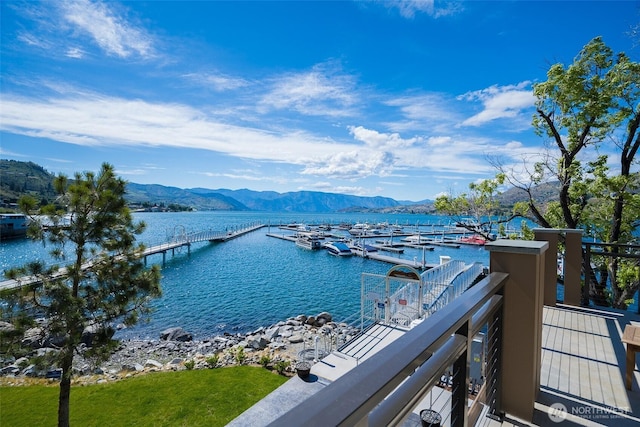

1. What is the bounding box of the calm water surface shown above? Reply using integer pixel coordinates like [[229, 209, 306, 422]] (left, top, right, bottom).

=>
[[1, 212, 491, 340]]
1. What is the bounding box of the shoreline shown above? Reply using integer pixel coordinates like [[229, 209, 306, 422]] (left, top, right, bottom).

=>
[[1, 311, 360, 386]]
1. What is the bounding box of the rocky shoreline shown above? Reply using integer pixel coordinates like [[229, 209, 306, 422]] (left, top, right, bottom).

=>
[[0, 312, 360, 386]]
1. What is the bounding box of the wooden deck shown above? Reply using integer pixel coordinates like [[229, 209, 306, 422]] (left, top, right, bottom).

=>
[[477, 304, 640, 427]]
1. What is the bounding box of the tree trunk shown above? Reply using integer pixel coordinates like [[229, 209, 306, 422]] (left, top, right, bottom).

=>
[[57, 347, 73, 427]]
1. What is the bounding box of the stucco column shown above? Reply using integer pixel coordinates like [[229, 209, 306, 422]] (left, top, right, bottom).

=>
[[533, 229, 559, 307], [485, 240, 548, 422]]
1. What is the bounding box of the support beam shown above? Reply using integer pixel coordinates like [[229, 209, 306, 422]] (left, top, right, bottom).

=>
[[533, 229, 559, 307], [564, 231, 583, 306], [485, 240, 548, 422]]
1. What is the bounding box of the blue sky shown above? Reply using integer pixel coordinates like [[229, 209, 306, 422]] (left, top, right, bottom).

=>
[[1, 1, 638, 202]]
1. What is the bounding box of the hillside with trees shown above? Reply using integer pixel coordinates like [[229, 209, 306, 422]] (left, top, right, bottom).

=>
[[0, 160, 57, 208]]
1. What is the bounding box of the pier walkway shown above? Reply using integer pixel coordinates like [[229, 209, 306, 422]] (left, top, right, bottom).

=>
[[0, 222, 265, 292], [142, 222, 265, 263]]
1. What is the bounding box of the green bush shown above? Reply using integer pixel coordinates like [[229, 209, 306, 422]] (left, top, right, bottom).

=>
[[274, 360, 290, 375], [234, 347, 246, 365], [259, 355, 271, 368], [206, 354, 219, 368], [184, 360, 195, 370]]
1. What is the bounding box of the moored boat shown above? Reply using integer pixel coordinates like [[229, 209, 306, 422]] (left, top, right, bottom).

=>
[[457, 234, 487, 245], [295, 234, 322, 250], [0, 214, 28, 240], [324, 241, 353, 257]]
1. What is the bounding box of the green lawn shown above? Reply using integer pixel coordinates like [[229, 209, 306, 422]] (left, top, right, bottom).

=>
[[0, 366, 288, 427]]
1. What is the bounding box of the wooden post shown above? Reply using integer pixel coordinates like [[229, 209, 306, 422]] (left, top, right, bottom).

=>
[[485, 240, 548, 422], [533, 229, 559, 307], [564, 230, 583, 306]]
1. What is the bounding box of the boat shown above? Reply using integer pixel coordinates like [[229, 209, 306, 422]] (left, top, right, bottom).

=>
[[324, 241, 353, 257], [352, 243, 378, 253], [348, 223, 370, 236], [295, 234, 322, 250], [454, 218, 487, 234], [0, 214, 28, 240], [401, 235, 430, 245], [457, 235, 487, 246]]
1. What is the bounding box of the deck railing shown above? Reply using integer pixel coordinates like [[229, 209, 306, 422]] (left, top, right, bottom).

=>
[[268, 272, 508, 427], [534, 228, 640, 311], [269, 239, 548, 426]]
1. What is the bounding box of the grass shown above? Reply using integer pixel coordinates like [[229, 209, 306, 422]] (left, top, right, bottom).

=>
[[0, 366, 288, 427]]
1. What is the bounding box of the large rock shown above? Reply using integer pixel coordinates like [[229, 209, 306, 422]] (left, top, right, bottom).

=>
[[21, 327, 43, 348], [160, 327, 193, 342], [81, 323, 115, 346], [121, 362, 144, 372], [246, 335, 268, 350], [288, 334, 304, 344], [316, 312, 333, 322], [144, 359, 163, 369], [0, 321, 16, 334], [264, 326, 280, 341]]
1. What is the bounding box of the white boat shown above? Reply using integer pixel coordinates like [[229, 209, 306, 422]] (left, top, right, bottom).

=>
[[348, 222, 370, 235], [324, 241, 353, 257], [0, 214, 28, 240], [401, 235, 430, 244], [295, 234, 322, 250], [454, 218, 487, 233], [352, 243, 378, 253]]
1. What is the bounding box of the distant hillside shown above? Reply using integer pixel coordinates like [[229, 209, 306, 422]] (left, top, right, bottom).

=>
[[498, 181, 561, 208], [126, 183, 248, 211], [9, 159, 612, 214], [0, 160, 402, 212], [195, 188, 401, 212], [0, 159, 57, 206]]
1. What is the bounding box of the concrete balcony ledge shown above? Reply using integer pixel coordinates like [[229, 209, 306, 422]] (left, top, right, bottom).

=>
[[485, 239, 549, 255]]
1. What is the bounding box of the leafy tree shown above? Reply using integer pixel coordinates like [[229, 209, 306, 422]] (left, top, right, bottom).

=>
[[528, 37, 639, 308], [434, 173, 522, 240], [4, 163, 161, 427], [470, 37, 639, 308]]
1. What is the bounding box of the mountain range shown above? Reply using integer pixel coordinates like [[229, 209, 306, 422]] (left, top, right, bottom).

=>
[[1, 159, 420, 213], [127, 183, 408, 212], [1, 159, 564, 213]]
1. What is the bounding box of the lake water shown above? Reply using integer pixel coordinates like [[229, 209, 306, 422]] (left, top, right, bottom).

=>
[[1, 211, 495, 340]]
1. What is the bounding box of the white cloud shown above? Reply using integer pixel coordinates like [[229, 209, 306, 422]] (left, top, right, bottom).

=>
[[301, 150, 395, 179], [459, 82, 535, 127], [65, 47, 84, 58], [60, 0, 154, 58], [384, 93, 461, 133], [0, 94, 355, 167], [260, 63, 359, 117], [348, 126, 421, 149], [384, 0, 463, 19], [183, 72, 250, 92], [15, 0, 156, 60]]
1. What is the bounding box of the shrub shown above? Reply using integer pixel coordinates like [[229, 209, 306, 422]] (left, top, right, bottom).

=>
[[234, 347, 246, 365], [206, 354, 219, 368], [274, 360, 290, 375], [259, 355, 271, 368], [184, 360, 195, 370]]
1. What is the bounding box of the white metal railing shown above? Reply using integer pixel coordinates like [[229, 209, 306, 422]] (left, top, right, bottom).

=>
[[361, 260, 482, 329]]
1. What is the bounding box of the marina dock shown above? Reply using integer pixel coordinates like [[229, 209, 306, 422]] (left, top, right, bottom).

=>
[[0, 222, 266, 292]]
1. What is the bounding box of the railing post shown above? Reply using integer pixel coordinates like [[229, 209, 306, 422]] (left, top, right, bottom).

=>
[[451, 320, 470, 427], [583, 243, 592, 306], [533, 229, 559, 306], [485, 240, 548, 422], [564, 230, 583, 306], [485, 296, 503, 419]]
